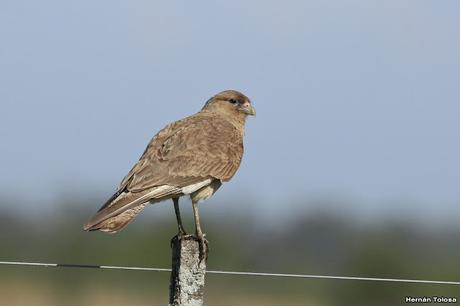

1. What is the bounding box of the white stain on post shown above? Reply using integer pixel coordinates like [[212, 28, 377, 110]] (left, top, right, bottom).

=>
[[169, 235, 207, 306]]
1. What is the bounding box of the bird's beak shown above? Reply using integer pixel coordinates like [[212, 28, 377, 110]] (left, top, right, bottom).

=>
[[240, 103, 256, 116]]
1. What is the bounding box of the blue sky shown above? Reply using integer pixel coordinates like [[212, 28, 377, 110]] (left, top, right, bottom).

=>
[[1, 1, 460, 222]]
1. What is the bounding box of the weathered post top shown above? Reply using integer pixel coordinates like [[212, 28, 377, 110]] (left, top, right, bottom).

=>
[[169, 235, 207, 306]]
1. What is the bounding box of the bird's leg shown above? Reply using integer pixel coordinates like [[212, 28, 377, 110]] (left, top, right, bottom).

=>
[[173, 197, 187, 238], [192, 200, 208, 261]]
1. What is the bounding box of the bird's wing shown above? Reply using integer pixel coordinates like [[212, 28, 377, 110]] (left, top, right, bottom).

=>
[[84, 112, 243, 232], [120, 112, 244, 192]]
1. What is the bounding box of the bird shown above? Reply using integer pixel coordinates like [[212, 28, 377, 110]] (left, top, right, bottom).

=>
[[83, 90, 255, 251]]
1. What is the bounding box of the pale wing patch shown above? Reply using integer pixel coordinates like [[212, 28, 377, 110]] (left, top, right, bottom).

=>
[[181, 178, 212, 195]]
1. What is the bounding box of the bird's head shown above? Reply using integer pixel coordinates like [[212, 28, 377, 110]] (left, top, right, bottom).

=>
[[202, 90, 256, 121]]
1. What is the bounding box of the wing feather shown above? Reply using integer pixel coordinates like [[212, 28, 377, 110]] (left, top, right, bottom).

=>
[[121, 113, 243, 192]]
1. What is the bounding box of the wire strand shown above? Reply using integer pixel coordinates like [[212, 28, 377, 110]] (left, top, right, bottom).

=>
[[1, 260, 459, 285]]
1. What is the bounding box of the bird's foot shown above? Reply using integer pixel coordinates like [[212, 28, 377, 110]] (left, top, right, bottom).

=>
[[177, 229, 188, 240], [170, 232, 191, 247], [195, 233, 208, 263]]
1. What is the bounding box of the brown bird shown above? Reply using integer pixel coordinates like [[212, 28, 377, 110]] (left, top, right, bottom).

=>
[[83, 90, 255, 246]]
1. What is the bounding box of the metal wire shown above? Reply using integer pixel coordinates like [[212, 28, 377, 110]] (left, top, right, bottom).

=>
[[1, 260, 459, 285]]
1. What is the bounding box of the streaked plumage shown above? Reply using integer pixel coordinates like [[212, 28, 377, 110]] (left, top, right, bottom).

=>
[[83, 90, 255, 237]]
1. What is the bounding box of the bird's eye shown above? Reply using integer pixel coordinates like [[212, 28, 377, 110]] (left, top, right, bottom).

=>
[[228, 99, 238, 104]]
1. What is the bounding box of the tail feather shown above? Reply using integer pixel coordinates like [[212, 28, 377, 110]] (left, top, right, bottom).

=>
[[87, 204, 147, 233], [83, 185, 181, 232]]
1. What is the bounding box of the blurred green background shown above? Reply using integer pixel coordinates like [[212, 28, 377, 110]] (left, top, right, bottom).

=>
[[1, 195, 459, 306]]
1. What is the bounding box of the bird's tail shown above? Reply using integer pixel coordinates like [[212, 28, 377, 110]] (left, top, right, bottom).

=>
[[85, 204, 146, 233], [83, 185, 181, 233]]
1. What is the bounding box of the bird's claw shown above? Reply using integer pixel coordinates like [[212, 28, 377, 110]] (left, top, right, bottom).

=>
[[177, 229, 187, 240], [195, 233, 208, 263], [170, 232, 191, 247], [170, 232, 208, 263]]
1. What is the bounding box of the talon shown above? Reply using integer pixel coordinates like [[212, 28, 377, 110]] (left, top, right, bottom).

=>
[[195, 233, 208, 263], [177, 229, 187, 240]]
